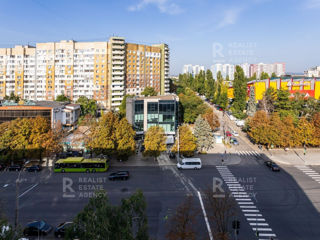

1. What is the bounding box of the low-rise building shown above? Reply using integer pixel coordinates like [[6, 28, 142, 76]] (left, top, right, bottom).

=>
[[126, 95, 179, 136], [0, 100, 80, 128]]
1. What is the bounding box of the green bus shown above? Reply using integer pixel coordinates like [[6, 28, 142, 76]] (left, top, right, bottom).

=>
[[54, 157, 109, 173]]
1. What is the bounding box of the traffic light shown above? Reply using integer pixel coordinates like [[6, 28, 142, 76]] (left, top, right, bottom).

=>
[[232, 220, 240, 229]]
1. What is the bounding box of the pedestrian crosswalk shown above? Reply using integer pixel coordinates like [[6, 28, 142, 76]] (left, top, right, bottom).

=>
[[237, 150, 260, 156], [216, 166, 277, 240], [295, 165, 320, 184]]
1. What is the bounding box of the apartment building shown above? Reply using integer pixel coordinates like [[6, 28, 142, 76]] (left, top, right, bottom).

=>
[[0, 37, 169, 110], [305, 66, 320, 77], [182, 64, 205, 76]]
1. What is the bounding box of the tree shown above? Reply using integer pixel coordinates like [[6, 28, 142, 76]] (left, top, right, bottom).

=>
[[259, 71, 270, 80], [115, 118, 136, 160], [143, 126, 167, 161], [247, 86, 256, 117], [86, 112, 119, 155], [312, 112, 320, 146], [76, 96, 97, 116], [205, 70, 215, 101], [295, 117, 315, 147], [248, 72, 257, 81], [247, 111, 270, 146], [66, 190, 149, 240], [215, 71, 223, 104], [166, 196, 199, 240], [179, 88, 209, 123], [219, 82, 229, 110], [194, 115, 214, 152], [271, 72, 277, 78], [119, 94, 135, 118], [275, 89, 294, 118], [55, 94, 70, 102], [204, 188, 238, 240], [171, 125, 197, 157], [231, 66, 247, 119], [4, 92, 20, 102], [202, 109, 220, 131], [258, 87, 277, 114], [194, 70, 205, 95], [141, 87, 157, 97]]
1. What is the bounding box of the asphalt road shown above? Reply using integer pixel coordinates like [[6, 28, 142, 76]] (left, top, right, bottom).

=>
[[1, 154, 320, 240]]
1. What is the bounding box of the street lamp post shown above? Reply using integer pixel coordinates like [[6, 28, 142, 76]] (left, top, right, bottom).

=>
[[15, 160, 30, 229]]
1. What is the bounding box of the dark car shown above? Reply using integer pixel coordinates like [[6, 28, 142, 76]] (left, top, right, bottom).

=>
[[140, 145, 145, 152], [271, 163, 280, 172], [26, 165, 42, 172], [8, 165, 22, 172], [231, 138, 239, 145], [109, 171, 130, 181], [264, 161, 274, 168], [23, 220, 52, 237], [54, 222, 73, 238]]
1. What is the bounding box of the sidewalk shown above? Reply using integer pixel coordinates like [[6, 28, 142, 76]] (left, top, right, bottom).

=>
[[267, 148, 320, 166]]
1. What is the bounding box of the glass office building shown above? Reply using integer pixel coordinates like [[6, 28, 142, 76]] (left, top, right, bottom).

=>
[[127, 95, 179, 135]]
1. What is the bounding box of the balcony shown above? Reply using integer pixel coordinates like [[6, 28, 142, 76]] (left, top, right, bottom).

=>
[[112, 50, 124, 55], [112, 55, 125, 60], [112, 60, 124, 65], [112, 75, 124, 80], [112, 71, 124, 76], [112, 65, 124, 70], [112, 86, 124, 91]]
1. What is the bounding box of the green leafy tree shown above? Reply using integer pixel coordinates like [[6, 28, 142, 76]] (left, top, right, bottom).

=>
[[194, 115, 214, 152], [143, 126, 167, 161], [76, 96, 97, 116], [259, 72, 270, 80], [141, 87, 157, 97], [271, 72, 277, 78], [205, 70, 215, 101], [214, 71, 223, 104], [249, 72, 257, 81], [247, 86, 256, 117], [119, 94, 135, 118], [275, 89, 294, 118], [179, 88, 209, 123], [4, 92, 20, 102], [171, 125, 197, 157], [219, 82, 229, 110], [66, 190, 149, 240], [115, 118, 136, 160], [231, 66, 247, 119], [194, 70, 206, 95], [55, 94, 70, 102]]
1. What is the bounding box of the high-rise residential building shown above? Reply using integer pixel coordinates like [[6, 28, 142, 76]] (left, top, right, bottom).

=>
[[0, 37, 169, 110], [304, 66, 320, 77], [182, 64, 205, 76], [250, 62, 285, 78], [211, 63, 234, 80], [182, 64, 193, 74], [240, 63, 250, 78]]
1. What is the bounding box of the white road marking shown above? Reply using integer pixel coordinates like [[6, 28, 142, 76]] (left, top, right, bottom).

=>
[[197, 191, 213, 240], [18, 183, 39, 198], [217, 166, 277, 238], [295, 166, 320, 185]]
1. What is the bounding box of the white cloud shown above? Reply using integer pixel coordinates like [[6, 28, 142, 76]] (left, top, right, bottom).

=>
[[217, 8, 243, 29], [306, 0, 320, 8], [128, 0, 183, 15]]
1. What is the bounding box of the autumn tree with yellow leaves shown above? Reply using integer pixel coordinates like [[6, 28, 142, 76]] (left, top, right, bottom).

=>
[[143, 126, 167, 161], [171, 125, 197, 157]]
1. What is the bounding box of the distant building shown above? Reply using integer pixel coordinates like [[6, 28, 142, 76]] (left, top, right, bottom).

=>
[[0, 100, 80, 129], [126, 95, 179, 136], [227, 77, 320, 101], [250, 62, 285, 78], [305, 66, 320, 77], [182, 64, 205, 76], [211, 63, 235, 80]]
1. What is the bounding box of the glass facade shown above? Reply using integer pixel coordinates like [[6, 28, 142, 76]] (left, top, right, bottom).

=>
[[133, 100, 144, 132], [0, 109, 51, 125]]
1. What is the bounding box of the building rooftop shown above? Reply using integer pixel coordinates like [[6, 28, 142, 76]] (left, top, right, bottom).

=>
[[135, 94, 178, 101]]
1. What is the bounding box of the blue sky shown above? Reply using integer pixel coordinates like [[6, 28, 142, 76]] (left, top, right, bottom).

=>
[[0, 0, 319, 74]]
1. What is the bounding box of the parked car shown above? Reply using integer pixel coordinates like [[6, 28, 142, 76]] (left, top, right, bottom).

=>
[[26, 165, 42, 172], [109, 171, 130, 181], [231, 138, 239, 145], [271, 163, 280, 172], [54, 222, 73, 238], [226, 131, 232, 137], [140, 145, 145, 152], [8, 165, 22, 172], [236, 120, 245, 127], [23, 221, 52, 237], [229, 115, 236, 121], [232, 130, 239, 137]]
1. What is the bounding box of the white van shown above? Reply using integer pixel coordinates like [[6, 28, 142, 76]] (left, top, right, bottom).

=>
[[177, 158, 202, 170]]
